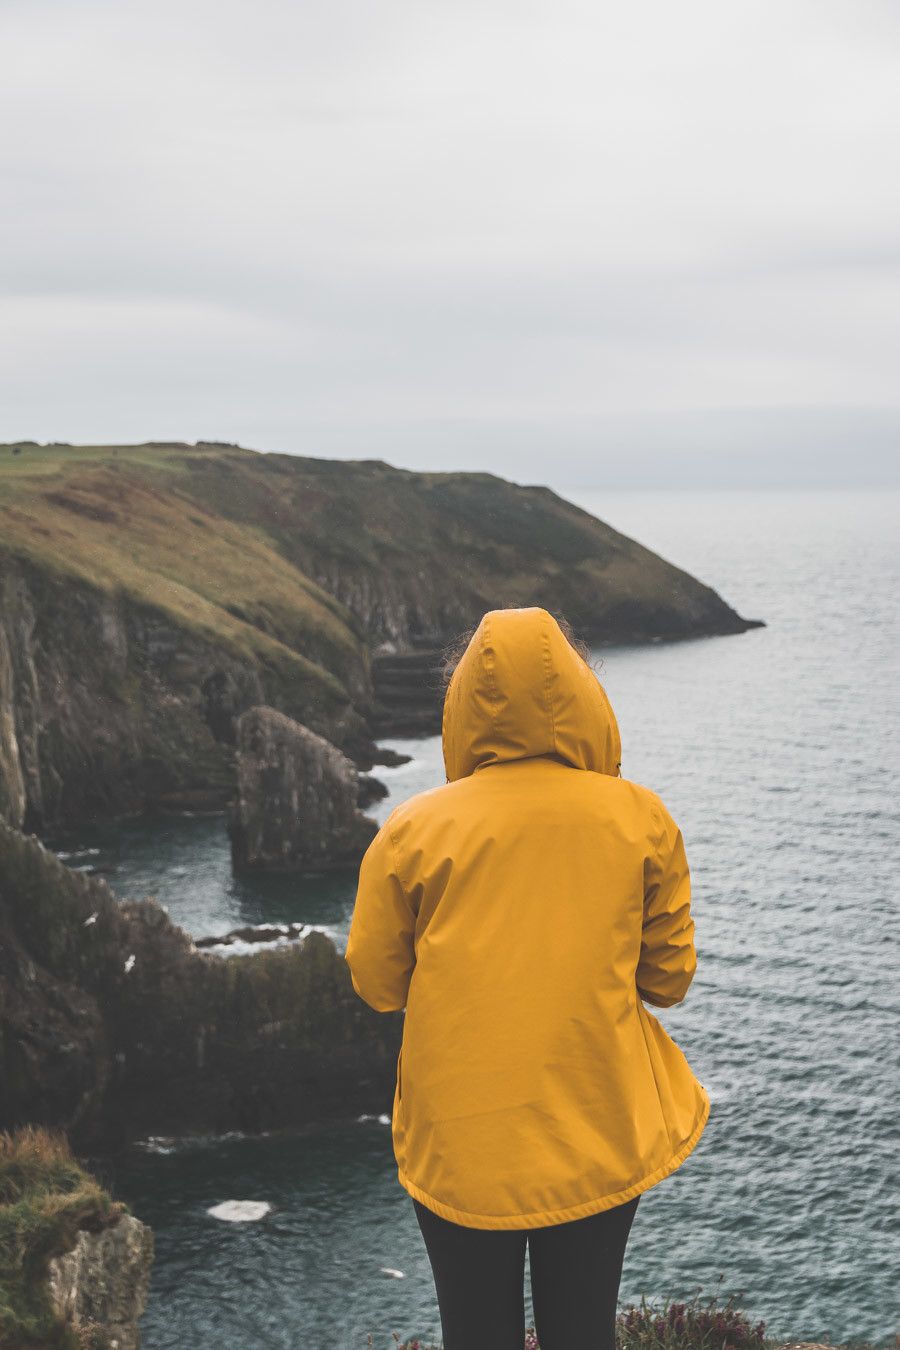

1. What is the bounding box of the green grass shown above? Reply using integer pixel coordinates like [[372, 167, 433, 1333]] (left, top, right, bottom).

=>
[[0, 1128, 123, 1349], [0, 442, 365, 704]]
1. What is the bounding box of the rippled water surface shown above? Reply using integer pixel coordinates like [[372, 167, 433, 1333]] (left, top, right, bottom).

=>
[[74, 490, 898, 1347]]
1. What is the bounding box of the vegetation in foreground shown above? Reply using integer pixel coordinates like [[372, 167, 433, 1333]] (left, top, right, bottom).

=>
[[0, 1127, 123, 1349], [385, 1287, 892, 1350], [383, 1293, 766, 1350]]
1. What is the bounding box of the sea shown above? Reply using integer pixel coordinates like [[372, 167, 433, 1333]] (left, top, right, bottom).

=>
[[52, 488, 898, 1348]]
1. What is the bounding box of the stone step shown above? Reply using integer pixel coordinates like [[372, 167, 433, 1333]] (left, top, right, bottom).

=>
[[372, 649, 445, 736]]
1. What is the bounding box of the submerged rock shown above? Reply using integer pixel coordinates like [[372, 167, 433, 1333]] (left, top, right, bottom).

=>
[[357, 773, 389, 808], [47, 1213, 154, 1350], [229, 706, 378, 874]]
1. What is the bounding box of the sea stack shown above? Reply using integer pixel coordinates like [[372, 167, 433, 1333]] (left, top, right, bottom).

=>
[[229, 706, 378, 873]]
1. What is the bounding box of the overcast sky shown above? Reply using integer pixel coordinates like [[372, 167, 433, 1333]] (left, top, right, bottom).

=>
[[1, 0, 898, 487]]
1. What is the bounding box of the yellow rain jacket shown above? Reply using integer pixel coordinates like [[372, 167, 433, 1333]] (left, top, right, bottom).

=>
[[345, 607, 709, 1229]]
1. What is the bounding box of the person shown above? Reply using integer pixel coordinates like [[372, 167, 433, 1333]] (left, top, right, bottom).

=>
[[345, 607, 709, 1350]]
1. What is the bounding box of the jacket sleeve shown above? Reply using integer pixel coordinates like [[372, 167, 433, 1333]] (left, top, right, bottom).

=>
[[344, 816, 417, 1013], [636, 796, 697, 1008]]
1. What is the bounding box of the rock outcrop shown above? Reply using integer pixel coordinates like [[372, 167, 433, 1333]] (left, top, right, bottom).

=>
[[47, 1213, 154, 1350], [0, 822, 401, 1147], [229, 707, 378, 873]]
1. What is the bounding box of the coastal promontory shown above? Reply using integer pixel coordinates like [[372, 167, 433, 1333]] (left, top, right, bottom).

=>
[[0, 440, 762, 832]]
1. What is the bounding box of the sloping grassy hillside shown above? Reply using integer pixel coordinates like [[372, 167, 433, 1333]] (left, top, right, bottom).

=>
[[0, 440, 760, 648], [0, 442, 366, 700]]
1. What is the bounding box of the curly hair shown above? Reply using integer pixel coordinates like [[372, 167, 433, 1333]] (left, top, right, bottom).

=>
[[440, 614, 594, 688]]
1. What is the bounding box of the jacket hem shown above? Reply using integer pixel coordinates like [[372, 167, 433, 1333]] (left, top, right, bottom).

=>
[[397, 1088, 710, 1230]]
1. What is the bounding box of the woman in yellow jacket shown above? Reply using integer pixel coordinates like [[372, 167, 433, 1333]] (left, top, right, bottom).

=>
[[346, 607, 709, 1350]]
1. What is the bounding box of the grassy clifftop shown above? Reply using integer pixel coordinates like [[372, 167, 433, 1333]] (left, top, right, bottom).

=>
[[0, 442, 366, 700], [0, 440, 760, 649]]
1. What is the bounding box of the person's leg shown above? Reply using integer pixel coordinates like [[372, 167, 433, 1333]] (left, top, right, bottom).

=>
[[527, 1195, 640, 1350], [412, 1198, 527, 1350]]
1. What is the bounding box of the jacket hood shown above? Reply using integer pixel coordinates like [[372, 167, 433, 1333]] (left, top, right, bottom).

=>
[[442, 607, 622, 782]]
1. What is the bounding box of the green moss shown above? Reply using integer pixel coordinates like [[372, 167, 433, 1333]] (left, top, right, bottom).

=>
[[0, 1128, 122, 1349]]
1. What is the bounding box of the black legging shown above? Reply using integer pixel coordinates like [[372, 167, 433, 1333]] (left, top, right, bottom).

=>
[[413, 1193, 640, 1350]]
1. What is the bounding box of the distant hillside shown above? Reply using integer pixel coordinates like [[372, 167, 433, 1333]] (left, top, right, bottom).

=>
[[0, 441, 762, 828]]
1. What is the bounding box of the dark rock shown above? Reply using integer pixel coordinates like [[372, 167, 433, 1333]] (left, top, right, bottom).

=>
[[229, 707, 377, 874], [357, 774, 389, 808], [372, 746, 414, 767], [353, 744, 414, 772]]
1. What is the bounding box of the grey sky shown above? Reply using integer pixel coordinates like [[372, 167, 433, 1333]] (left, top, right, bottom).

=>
[[2, 0, 898, 487]]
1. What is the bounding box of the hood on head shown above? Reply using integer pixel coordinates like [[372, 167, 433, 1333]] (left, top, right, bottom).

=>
[[442, 607, 622, 782]]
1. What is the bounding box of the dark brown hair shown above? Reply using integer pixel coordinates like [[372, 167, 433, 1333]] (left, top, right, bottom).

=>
[[440, 613, 594, 688]]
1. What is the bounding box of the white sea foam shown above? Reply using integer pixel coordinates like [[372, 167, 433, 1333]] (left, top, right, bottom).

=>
[[200, 924, 337, 957], [207, 1200, 272, 1223], [134, 1136, 177, 1155]]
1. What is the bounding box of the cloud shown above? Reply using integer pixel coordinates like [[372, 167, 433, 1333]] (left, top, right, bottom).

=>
[[1, 0, 898, 484]]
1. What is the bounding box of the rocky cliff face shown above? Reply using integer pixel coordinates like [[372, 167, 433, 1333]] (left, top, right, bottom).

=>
[[0, 822, 400, 1146], [47, 1213, 154, 1350], [0, 555, 370, 833], [230, 706, 378, 872]]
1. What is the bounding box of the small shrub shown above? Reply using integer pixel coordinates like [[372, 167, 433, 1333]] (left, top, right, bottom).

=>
[[617, 1292, 766, 1349]]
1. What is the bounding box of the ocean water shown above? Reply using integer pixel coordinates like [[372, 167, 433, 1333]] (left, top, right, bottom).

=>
[[71, 490, 898, 1347]]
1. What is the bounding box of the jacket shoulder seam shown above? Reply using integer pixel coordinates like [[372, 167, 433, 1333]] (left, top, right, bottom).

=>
[[384, 813, 411, 897], [541, 618, 557, 750], [642, 789, 667, 857]]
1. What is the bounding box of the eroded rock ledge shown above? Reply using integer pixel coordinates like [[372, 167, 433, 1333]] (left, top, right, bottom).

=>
[[0, 822, 400, 1148]]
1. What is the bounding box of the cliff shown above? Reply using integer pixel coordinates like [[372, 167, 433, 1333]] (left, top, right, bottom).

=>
[[0, 1126, 153, 1349], [0, 822, 401, 1147], [0, 441, 762, 830]]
